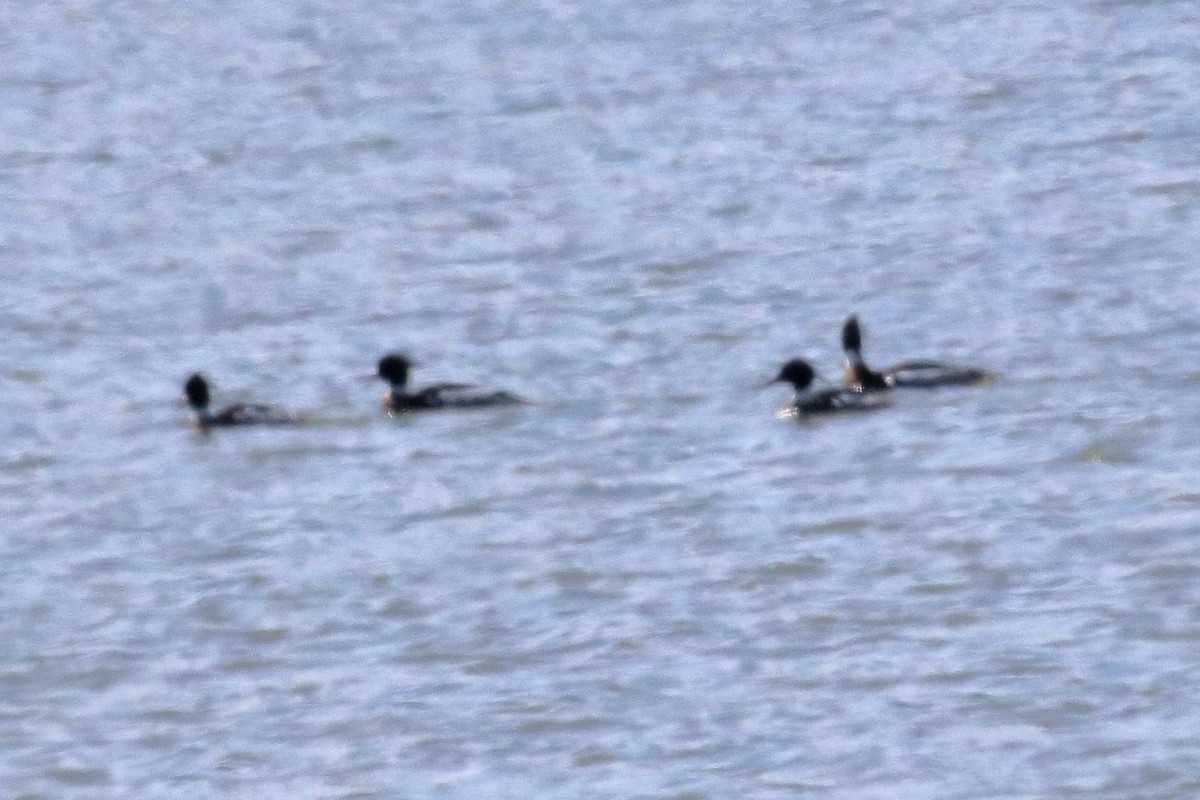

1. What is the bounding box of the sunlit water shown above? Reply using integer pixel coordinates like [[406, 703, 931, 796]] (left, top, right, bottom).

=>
[[5, 1, 1200, 797]]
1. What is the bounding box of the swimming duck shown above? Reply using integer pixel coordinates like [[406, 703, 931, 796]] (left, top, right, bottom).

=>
[[841, 315, 992, 391], [183, 373, 300, 429], [374, 354, 526, 413], [770, 358, 891, 415]]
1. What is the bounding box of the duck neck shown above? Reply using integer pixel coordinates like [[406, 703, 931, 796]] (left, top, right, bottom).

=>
[[386, 381, 410, 404], [791, 381, 819, 403], [845, 350, 887, 391]]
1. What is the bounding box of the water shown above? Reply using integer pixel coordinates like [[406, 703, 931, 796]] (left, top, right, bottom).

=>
[[4, 1, 1200, 797]]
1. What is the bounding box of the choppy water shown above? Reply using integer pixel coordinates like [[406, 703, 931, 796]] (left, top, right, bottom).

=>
[[5, 1, 1200, 797]]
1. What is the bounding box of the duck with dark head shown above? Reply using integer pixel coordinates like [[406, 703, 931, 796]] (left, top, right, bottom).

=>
[[768, 357, 890, 416], [373, 354, 526, 414], [182, 373, 300, 430]]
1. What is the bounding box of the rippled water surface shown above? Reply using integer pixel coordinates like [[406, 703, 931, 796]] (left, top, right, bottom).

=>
[[5, 1, 1200, 797]]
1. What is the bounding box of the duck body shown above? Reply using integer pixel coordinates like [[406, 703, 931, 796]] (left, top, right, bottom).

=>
[[183, 373, 299, 429], [384, 383, 525, 412], [884, 360, 993, 388], [841, 315, 991, 392], [790, 387, 891, 415], [376, 354, 526, 413]]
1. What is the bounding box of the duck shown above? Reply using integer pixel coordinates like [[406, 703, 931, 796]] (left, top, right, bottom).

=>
[[841, 314, 992, 392], [769, 358, 891, 415], [374, 354, 526, 413], [182, 373, 300, 429]]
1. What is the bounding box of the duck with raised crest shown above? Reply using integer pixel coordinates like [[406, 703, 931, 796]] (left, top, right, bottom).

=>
[[841, 315, 992, 392]]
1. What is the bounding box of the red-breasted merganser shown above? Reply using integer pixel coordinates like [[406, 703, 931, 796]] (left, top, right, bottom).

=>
[[769, 358, 891, 415], [841, 315, 992, 392], [374, 354, 526, 413], [183, 373, 300, 429]]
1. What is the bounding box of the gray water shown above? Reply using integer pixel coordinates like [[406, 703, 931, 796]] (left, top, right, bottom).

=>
[[4, 1, 1200, 797]]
